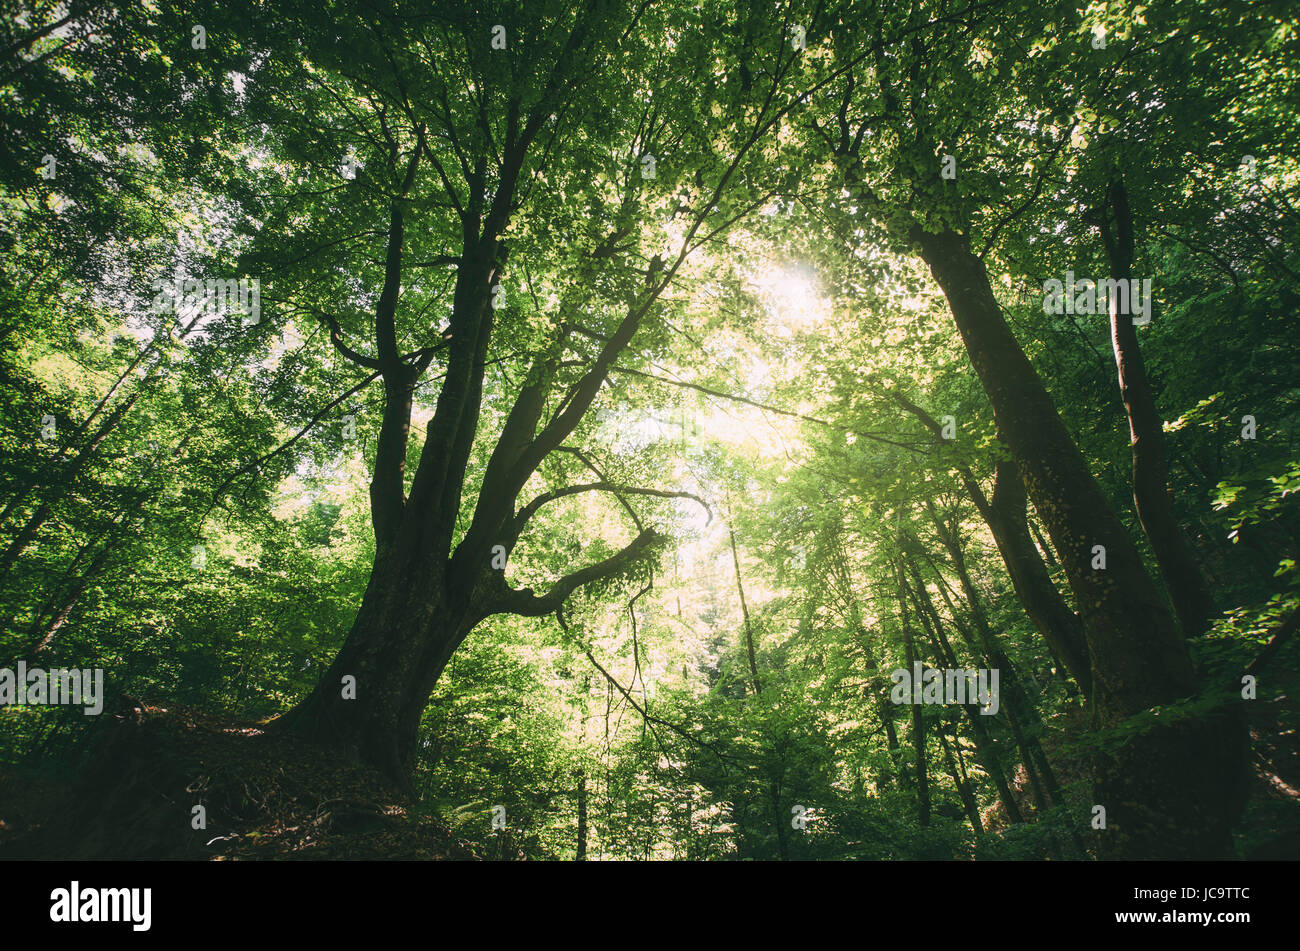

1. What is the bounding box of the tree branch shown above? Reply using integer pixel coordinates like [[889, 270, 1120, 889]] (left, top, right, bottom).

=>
[[491, 528, 659, 618], [513, 482, 710, 538]]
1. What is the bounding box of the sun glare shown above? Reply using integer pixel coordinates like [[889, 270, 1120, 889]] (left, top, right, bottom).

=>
[[751, 264, 830, 333]]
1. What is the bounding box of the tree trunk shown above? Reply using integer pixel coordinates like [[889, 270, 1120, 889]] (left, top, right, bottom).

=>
[[915, 225, 1245, 858], [979, 460, 1091, 695], [576, 770, 588, 861], [274, 552, 481, 781], [940, 728, 983, 835], [0, 391, 139, 584], [895, 559, 930, 826], [1029, 515, 1061, 572], [892, 395, 1091, 694], [915, 514, 1061, 811], [877, 689, 902, 790], [1098, 174, 1216, 638], [728, 523, 763, 695], [903, 557, 1023, 824], [27, 543, 113, 654]]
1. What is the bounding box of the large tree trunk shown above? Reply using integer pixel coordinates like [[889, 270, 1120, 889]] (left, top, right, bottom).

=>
[[915, 225, 1246, 858], [1099, 175, 1216, 638], [264, 7, 825, 784], [275, 554, 478, 780]]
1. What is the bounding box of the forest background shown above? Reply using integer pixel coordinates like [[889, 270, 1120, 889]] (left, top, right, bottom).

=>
[[0, 0, 1297, 860]]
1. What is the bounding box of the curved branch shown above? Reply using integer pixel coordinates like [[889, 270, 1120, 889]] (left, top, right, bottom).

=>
[[318, 312, 382, 369], [492, 529, 659, 619], [513, 482, 710, 537], [553, 446, 644, 530]]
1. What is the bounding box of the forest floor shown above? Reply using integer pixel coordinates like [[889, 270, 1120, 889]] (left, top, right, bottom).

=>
[[3, 697, 1296, 859], [0, 700, 481, 860]]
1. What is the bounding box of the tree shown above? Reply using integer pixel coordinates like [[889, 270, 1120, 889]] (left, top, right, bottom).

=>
[[231, 0, 821, 778]]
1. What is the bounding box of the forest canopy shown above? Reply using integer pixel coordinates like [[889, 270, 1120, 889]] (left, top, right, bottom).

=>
[[0, 0, 1297, 861]]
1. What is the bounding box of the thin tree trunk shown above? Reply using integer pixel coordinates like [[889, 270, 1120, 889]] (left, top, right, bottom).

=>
[[1098, 174, 1216, 637], [893, 397, 1091, 694], [980, 460, 1091, 695], [914, 529, 1083, 848], [1029, 515, 1060, 572], [877, 691, 901, 790], [903, 558, 1023, 823], [914, 513, 1054, 811], [0, 392, 139, 584], [576, 770, 588, 861], [728, 524, 762, 695], [28, 544, 113, 654], [895, 559, 930, 826], [940, 729, 983, 835]]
